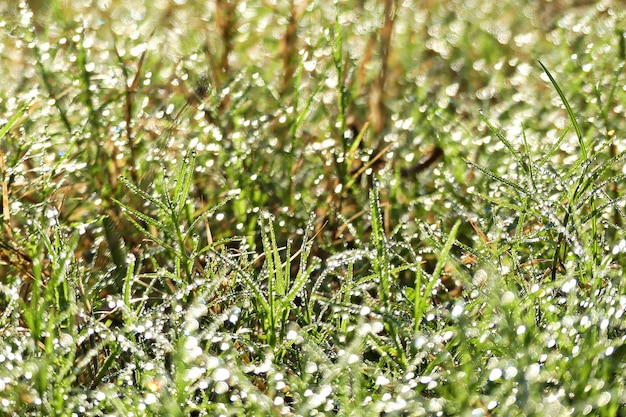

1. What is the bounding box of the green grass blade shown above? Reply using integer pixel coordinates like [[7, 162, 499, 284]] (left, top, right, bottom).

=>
[[118, 176, 169, 212], [480, 113, 523, 165], [283, 218, 320, 307], [464, 158, 530, 197], [538, 61, 586, 160], [103, 215, 127, 273], [0, 101, 30, 139], [578, 148, 626, 201], [184, 192, 238, 243], [114, 198, 168, 231], [415, 219, 461, 329], [114, 199, 177, 253], [581, 194, 626, 224], [122, 254, 136, 320], [473, 191, 527, 213], [210, 248, 269, 313], [173, 149, 196, 215], [539, 126, 569, 166], [369, 181, 390, 304]]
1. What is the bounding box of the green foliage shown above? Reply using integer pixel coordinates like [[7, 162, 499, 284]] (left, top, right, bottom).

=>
[[0, 0, 625, 415]]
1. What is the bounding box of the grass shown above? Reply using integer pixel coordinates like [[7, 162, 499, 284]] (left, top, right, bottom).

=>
[[0, 0, 625, 415]]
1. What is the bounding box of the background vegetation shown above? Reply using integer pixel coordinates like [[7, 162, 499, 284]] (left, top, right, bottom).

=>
[[0, 0, 625, 415]]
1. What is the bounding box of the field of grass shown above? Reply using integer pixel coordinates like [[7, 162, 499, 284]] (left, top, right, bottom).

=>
[[0, 0, 625, 415]]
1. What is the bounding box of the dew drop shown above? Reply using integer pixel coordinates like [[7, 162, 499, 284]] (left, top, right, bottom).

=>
[[488, 368, 502, 381], [213, 368, 230, 382], [451, 302, 464, 318]]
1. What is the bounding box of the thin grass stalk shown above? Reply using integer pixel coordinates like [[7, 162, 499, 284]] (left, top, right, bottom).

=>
[[414, 220, 461, 330], [539, 62, 599, 280]]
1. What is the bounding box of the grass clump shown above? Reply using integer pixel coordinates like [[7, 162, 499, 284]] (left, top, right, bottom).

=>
[[0, 0, 625, 415]]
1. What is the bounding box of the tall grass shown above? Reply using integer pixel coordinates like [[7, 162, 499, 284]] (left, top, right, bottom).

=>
[[0, 0, 625, 415]]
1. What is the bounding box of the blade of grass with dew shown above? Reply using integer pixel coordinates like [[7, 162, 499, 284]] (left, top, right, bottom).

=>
[[92, 343, 122, 389], [117, 175, 169, 213], [581, 192, 626, 224], [369, 181, 390, 304], [480, 112, 526, 173], [283, 215, 319, 307], [114, 199, 171, 240], [103, 215, 128, 281], [539, 126, 570, 166], [290, 62, 325, 138], [20, 251, 45, 350], [259, 216, 276, 345], [414, 219, 461, 330], [335, 210, 364, 248], [344, 142, 393, 191], [520, 123, 536, 190], [412, 265, 424, 334], [576, 149, 626, 206], [114, 200, 178, 255], [344, 120, 370, 185], [172, 149, 196, 216], [260, 214, 290, 347], [209, 247, 270, 317], [472, 190, 528, 214], [575, 171, 626, 210], [122, 254, 137, 323], [463, 158, 532, 198], [0, 100, 31, 139], [539, 61, 601, 279], [0, 102, 31, 225], [48, 230, 79, 314], [332, 6, 346, 138], [187, 193, 238, 248], [369, 180, 407, 365], [539, 61, 586, 159], [31, 220, 74, 312]]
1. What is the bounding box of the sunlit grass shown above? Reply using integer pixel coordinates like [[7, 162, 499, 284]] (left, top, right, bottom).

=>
[[0, 0, 625, 415]]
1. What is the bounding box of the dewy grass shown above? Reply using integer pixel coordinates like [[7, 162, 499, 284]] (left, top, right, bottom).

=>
[[0, 0, 625, 415]]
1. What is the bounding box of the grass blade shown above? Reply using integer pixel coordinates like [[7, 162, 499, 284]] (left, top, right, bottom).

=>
[[414, 220, 461, 329], [118, 176, 169, 212], [369, 181, 390, 304], [538, 61, 586, 160]]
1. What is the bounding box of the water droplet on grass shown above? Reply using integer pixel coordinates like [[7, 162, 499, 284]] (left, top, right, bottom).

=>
[[488, 368, 502, 381], [525, 363, 540, 381], [451, 302, 464, 318], [214, 381, 229, 394]]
